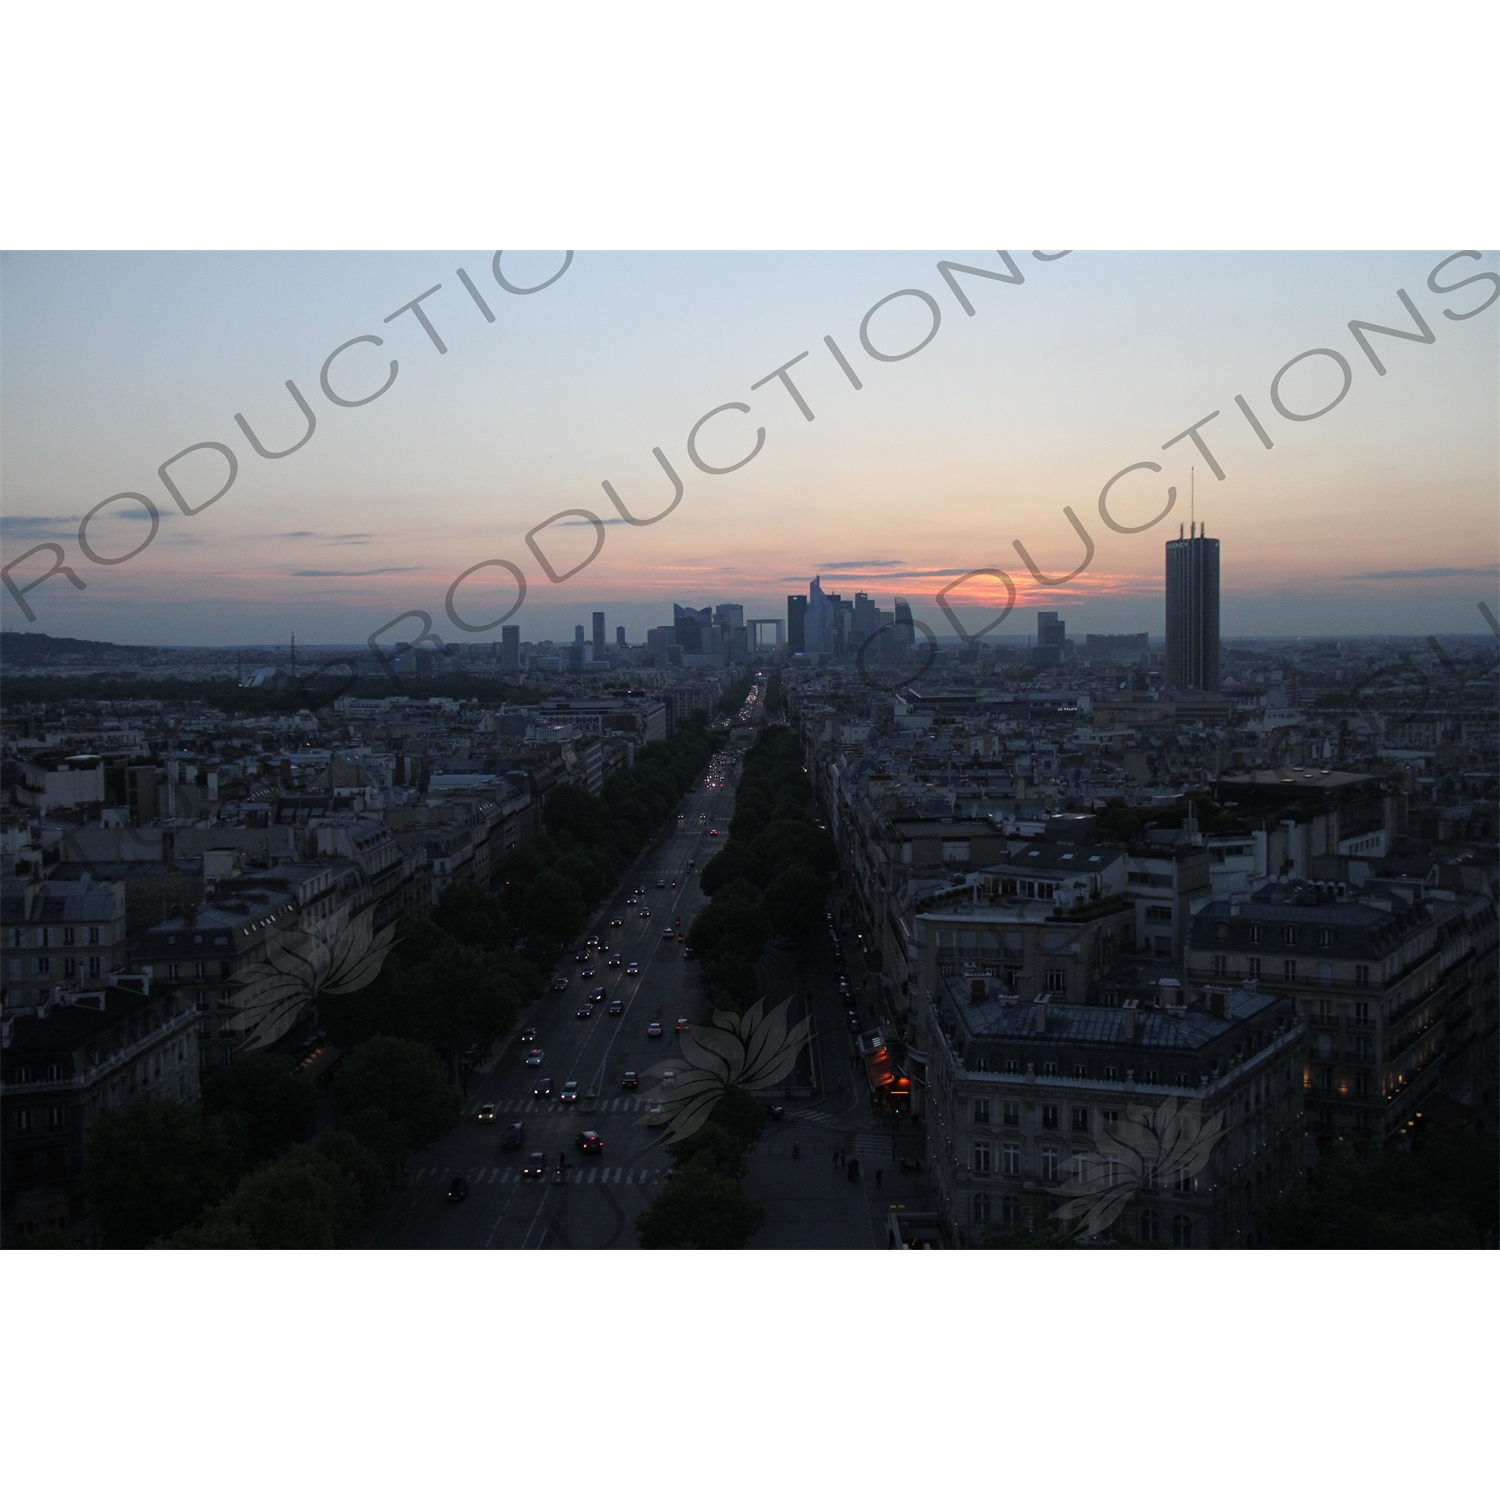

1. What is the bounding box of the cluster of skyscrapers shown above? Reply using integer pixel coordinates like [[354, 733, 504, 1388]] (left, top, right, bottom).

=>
[[787, 577, 914, 657]]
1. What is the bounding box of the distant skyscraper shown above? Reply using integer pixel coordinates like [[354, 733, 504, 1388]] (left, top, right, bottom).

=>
[[502, 624, 520, 669], [853, 592, 877, 643], [574, 624, 585, 644], [803, 576, 836, 654], [616, 625, 627, 647], [592, 611, 606, 656], [1165, 523, 1220, 691], [787, 594, 807, 653], [1033, 610, 1067, 665]]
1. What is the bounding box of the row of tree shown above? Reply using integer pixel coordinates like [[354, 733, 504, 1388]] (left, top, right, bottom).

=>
[[688, 720, 837, 1011], [635, 1086, 768, 1248], [82, 1036, 460, 1248]]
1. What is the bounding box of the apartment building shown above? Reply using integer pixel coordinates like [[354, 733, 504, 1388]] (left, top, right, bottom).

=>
[[921, 977, 1303, 1248], [2, 874, 130, 1011]]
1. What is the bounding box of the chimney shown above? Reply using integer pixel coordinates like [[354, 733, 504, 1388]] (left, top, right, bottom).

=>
[[969, 978, 987, 1003], [1121, 996, 1138, 1040], [1033, 998, 1048, 1033], [1207, 991, 1227, 1020]]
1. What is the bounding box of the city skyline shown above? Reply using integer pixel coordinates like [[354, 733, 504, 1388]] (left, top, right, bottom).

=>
[[2, 251, 1496, 648]]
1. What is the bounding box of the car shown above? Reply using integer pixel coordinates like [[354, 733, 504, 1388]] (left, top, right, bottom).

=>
[[670, 879, 677, 888], [581, 966, 596, 979], [520, 1027, 538, 1044], [522, 1151, 547, 1177], [446, 1176, 469, 1203], [639, 908, 651, 919], [626, 961, 640, 976], [476, 1102, 498, 1123], [525, 1048, 545, 1066], [662, 927, 675, 938], [674, 917, 681, 926], [646, 1020, 663, 1038], [676, 934, 685, 944], [576, 1004, 593, 1019], [625, 895, 637, 905], [621, 1070, 639, 1088], [573, 950, 589, 963], [644, 1103, 667, 1127], [683, 946, 696, 959], [551, 977, 569, 992], [610, 918, 623, 927], [656, 878, 666, 889], [661, 1070, 676, 1089], [501, 1122, 525, 1149], [765, 1103, 785, 1120], [686, 858, 696, 869], [590, 934, 603, 947], [635, 886, 645, 895], [534, 1077, 553, 1097], [675, 1018, 691, 1032], [589, 986, 606, 1002], [560, 1080, 580, 1103], [574, 1130, 604, 1154], [607, 955, 621, 968], [608, 997, 624, 1015]]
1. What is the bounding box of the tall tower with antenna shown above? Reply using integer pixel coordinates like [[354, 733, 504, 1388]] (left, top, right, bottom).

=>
[[290, 633, 297, 684], [1165, 501, 1220, 693]]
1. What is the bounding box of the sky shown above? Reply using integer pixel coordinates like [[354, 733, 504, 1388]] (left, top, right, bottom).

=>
[[2, 249, 1496, 648]]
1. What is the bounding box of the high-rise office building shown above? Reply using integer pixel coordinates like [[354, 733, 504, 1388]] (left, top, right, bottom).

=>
[[787, 594, 807, 653], [853, 592, 877, 644], [1033, 610, 1067, 666], [616, 625, 627, 647], [1165, 523, 1220, 691], [501, 624, 520, 669], [592, 612, 606, 656], [673, 602, 710, 653]]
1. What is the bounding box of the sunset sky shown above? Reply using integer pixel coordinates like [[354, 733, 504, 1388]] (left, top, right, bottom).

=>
[[2, 249, 1496, 646]]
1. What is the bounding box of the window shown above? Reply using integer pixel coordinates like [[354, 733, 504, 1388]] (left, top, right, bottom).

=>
[[88, 957, 101, 977], [1355, 966, 1370, 988], [1143, 1163, 1158, 1189], [1001, 1196, 1020, 1224], [972, 1140, 992, 1173], [973, 1098, 990, 1124], [1142, 1069, 1159, 1084], [1171, 1214, 1193, 1248], [1211, 954, 1227, 977], [1102, 1156, 1120, 1188], [1283, 959, 1297, 981], [63, 927, 76, 946], [1282, 925, 1298, 945], [39, 928, 51, 948], [1315, 997, 1334, 1022], [1175, 1165, 1192, 1192], [1319, 928, 1333, 947], [47, 1105, 67, 1130], [1043, 968, 1065, 992], [1003, 1059, 1020, 1076], [167, 963, 179, 980], [7, 929, 20, 947], [1102, 1110, 1119, 1127], [1002, 1144, 1020, 1176], [88, 926, 101, 945], [1071, 1151, 1088, 1181], [1354, 1001, 1370, 1023], [1071, 1106, 1088, 1132], [1248, 957, 1261, 979], [1041, 1104, 1059, 1129], [1002, 1101, 1019, 1127], [1215, 922, 1230, 941], [1146, 905, 1172, 923], [1139, 1209, 1161, 1243], [64, 956, 77, 978], [1104, 1065, 1119, 1082], [35, 956, 51, 976], [972, 1192, 992, 1224], [15, 1108, 34, 1133], [1174, 1072, 1190, 1087], [1073, 1063, 1088, 1078], [1248, 924, 1264, 943], [1041, 1148, 1060, 1182], [194, 962, 206, 980]]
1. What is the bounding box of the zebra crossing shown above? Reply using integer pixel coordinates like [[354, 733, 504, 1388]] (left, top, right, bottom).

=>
[[787, 1107, 834, 1123], [850, 1132, 900, 1158], [412, 1164, 665, 1187], [483, 1096, 650, 1115]]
